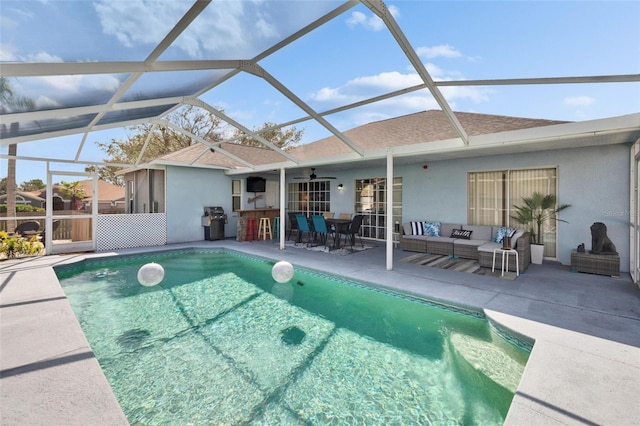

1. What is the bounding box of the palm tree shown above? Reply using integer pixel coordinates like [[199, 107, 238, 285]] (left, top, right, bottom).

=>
[[1, 78, 35, 232], [59, 181, 87, 210], [511, 192, 571, 245]]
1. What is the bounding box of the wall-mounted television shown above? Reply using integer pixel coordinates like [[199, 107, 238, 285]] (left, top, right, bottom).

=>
[[246, 176, 266, 193]]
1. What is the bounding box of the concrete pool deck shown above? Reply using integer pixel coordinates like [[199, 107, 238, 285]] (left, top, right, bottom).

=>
[[1, 239, 639, 425]]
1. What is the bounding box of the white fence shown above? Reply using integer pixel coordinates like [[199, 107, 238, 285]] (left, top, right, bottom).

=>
[[96, 213, 167, 251]]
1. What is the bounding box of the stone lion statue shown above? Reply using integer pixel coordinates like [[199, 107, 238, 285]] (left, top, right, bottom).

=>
[[590, 222, 618, 255]]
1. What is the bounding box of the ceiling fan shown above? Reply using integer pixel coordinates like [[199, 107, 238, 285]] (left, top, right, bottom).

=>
[[293, 167, 337, 181]]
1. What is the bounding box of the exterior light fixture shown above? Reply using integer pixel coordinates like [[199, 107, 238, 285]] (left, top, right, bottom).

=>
[[337, 184, 344, 190]]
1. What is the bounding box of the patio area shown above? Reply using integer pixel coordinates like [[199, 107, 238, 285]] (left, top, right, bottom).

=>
[[1, 239, 639, 425]]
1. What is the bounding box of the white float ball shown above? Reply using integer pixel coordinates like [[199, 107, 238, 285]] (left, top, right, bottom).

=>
[[272, 260, 294, 283], [137, 263, 165, 287]]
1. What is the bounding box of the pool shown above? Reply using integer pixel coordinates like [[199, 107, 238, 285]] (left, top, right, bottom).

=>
[[56, 249, 530, 425]]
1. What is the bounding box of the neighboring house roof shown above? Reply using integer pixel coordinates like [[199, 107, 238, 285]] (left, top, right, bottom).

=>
[[30, 181, 125, 203], [77, 180, 125, 203], [149, 110, 569, 170], [0, 191, 45, 204]]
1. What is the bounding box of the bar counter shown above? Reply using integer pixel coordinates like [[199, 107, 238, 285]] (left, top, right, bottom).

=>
[[236, 208, 280, 241]]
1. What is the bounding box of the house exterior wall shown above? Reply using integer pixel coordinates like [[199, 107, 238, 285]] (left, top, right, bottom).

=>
[[165, 166, 234, 244], [163, 144, 630, 272], [395, 143, 629, 271]]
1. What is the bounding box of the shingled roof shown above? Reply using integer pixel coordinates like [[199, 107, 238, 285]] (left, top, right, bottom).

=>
[[152, 110, 570, 170], [289, 110, 569, 161]]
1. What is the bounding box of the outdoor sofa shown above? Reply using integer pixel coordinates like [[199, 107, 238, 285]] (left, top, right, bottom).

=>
[[400, 221, 531, 272]]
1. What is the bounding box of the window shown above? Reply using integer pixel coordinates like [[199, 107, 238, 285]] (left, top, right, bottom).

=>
[[468, 168, 560, 257], [354, 177, 402, 240], [287, 181, 330, 215], [232, 179, 241, 212]]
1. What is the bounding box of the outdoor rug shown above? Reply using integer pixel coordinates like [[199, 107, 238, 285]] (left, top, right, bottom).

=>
[[282, 240, 377, 256], [400, 252, 518, 280]]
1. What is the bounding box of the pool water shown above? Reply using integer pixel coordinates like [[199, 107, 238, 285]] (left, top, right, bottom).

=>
[[56, 249, 530, 425]]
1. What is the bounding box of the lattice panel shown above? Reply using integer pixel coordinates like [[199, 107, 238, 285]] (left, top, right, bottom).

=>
[[96, 213, 167, 251]]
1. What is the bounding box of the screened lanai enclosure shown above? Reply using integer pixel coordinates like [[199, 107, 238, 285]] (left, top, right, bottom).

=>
[[1, 0, 639, 275]]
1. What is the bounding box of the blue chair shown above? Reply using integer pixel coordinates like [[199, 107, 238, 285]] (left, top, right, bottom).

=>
[[311, 215, 331, 248], [295, 214, 312, 245]]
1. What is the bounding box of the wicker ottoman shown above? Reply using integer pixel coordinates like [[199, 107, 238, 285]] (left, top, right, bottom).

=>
[[570, 249, 620, 277]]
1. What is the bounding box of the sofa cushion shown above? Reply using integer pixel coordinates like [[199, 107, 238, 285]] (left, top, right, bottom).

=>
[[450, 229, 472, 239], [462, 225, 493, 241], [509, 229, 525, 246], [494, 226, 517, 243], [439, 223, 460, 238], [402, 234, 428, 241], [477, 241, 502, 253], [423, 221, 441, 236], [453, 238, 487, 248]]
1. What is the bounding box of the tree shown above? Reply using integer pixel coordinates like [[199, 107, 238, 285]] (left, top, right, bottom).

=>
[[0, 178, 6, 195], [19, 179, 46, 192], [91, 106, 304, 186], [511, 192, 571, 245], [59, 181, 87, 210], [233, 122, 303, 150], [1, 77, 36, 232], [90, 105, 226, 186]]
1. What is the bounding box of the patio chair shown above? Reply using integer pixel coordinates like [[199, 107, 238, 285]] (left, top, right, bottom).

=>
[[340, 214, 364, 249], [295, 214, 313, 245], [311, 215, 331, 248], [323, 212, 335, 219], [287, 212, 299, 241], [41, 220, 60, 247], [338, 213, 352, 220], [14, 221, 40, 237]]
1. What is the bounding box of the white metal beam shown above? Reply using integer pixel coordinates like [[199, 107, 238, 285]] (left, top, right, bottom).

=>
[[153, 119, 256, 169], [184, 98, 300, 163], [239, 61, 365, 157], [362, 0, 469, 144]]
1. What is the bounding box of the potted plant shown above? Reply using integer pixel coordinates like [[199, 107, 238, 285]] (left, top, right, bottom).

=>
[[511, 192, 571, 264]]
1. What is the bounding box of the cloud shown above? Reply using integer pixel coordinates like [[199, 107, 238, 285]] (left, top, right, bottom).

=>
[[310, 64, 490, 106], [307, 65, 492, 133], [416, 44, 463, 59], [0, 43, 18, 61], [94, 0, 194, 49], [346, 5, 400, 31], [564, 96, 595, 107]]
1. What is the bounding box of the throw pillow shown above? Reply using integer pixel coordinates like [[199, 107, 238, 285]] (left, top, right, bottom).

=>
[[410, 221, 425, 235], [494, 227, 517, 243], [423, 221, 441, 237], [450, 229, 472, 239]]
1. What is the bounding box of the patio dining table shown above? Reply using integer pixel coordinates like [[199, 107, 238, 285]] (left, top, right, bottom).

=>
[[325, 218, 352, 249]]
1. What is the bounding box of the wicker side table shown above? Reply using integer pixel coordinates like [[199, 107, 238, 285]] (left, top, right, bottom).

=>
[[570, 249, 620, 277]]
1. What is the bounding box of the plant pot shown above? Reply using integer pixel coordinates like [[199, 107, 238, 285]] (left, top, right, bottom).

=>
[[531, 244, 544, 264]]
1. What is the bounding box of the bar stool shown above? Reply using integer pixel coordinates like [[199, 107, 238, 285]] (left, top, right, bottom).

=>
[[273, 216, 280, 238], [258, 217, 273, 240], [245, 217, 258, 242]]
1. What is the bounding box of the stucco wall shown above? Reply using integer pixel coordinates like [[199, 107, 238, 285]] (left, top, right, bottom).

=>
[[166, 143, 630, 271], [166, 166, 235, 244], [396, 144, 628, 271], [301, 143, 629, 271]]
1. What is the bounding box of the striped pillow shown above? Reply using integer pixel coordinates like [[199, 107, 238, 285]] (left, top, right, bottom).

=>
[[410, 221, 425, 235]]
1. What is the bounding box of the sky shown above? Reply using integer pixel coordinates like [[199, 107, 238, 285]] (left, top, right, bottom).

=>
[[1, 0, 639, 184]]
